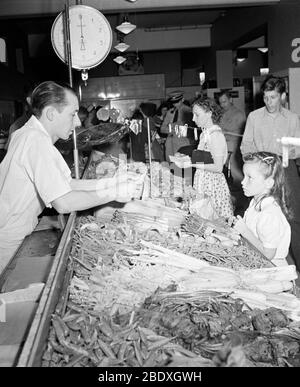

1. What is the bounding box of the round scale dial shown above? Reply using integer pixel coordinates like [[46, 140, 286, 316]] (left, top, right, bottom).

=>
[[51, 5, 112, 70]]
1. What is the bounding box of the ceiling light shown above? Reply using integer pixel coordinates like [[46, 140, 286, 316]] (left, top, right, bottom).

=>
[[199, 71, 206, 85], [236, 48, 248, 63], [114, 42, 130, 52], [260, 67, 269, 76], [113, 56, 126, 65], [258, 47, 268, 53], [126, 0, 138, 2], [116, 18, 136, 35]]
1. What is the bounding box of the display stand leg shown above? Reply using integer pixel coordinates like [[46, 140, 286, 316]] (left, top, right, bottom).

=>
[[146, 118, 153, 198]]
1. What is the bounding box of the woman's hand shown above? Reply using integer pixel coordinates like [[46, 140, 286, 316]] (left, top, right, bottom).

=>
[[175, 159, 192, 168], [172, 154, 192, 168]]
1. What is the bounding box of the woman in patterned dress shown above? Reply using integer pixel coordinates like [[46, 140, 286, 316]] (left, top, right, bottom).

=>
[[191, 98, 234, 218]]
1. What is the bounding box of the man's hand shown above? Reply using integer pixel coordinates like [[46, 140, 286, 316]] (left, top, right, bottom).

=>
[[113, 170, 143, 183], [114, 180, 137, 203], [109, 171, 142, 203]]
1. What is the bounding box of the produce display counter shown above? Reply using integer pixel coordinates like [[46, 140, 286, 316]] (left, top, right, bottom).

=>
[[2, 151, 300, 367], [0, 217, 63, 366], [16, 212, 77, 367], [23, 207, 300, 367]]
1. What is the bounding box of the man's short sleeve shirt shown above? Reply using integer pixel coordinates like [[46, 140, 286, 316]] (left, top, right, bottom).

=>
[[0, 116, 72, 245]]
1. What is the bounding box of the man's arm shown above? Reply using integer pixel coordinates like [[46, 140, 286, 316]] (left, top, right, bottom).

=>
[[240, 113, 257, 156], [289, 114, 300, 159], [70, 170, 140, 191], [179, 106, 193, 127], [70, 178, 115, 191], [52, 180, 136, 214], [52, 189, 114, 213], [234, 111, 246, 134], [160, 110, 174, 134]]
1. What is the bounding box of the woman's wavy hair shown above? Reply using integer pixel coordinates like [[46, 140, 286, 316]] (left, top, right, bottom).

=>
[[243, 151, 291, 219], [192, 97, 223, 124]]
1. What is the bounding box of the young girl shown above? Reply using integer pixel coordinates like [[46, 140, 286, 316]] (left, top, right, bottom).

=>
[[189, 97, 234, 218], [233, 152, 291, 266]]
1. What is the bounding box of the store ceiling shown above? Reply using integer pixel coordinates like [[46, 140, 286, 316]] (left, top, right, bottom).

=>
[[0, 0, 280, 18], [0, 0, 280, 32]]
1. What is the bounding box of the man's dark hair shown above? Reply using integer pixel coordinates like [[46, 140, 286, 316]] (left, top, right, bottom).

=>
[[131, 108, 143, 120], [156, 101, 172, 116], [261, 76, 286, 95], [31, 81, 77, 118], [139, 102, 157, 118], [218, 89, 231, 99]]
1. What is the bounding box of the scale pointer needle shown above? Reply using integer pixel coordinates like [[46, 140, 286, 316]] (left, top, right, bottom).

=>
[[79, 14, 86, 51]]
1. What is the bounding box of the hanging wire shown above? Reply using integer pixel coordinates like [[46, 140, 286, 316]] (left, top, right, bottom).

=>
[[134, 11, 139, 61], [135, 12, 138, 52]]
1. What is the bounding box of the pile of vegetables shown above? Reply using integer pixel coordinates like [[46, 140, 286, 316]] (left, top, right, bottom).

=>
[[183, 214, 239, 243], [68, 217, 195, 315], [42, 302, 215, 367], [66, 214, 297, 316], [43, 286, 300, 367], [42, 208, 300, 367], [182, 214, 274, 269], [126, 288, 300, 367]]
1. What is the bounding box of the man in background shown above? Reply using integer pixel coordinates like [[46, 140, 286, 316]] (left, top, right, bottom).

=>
[[219, 90, 246, 185], [160, 91, 194, 162]]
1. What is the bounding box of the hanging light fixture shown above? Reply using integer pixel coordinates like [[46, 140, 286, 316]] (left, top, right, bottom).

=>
[[113, 55, 126, 65], [114, 32, 130, 52], [116, 16, 136, 35], [236, 49, 248, 63], [199, 72, 206, 85], [260, 67, 270, 76], [198, 65, 205, 85], [114, 42, 130, 52], [258, 47, 268, 53]]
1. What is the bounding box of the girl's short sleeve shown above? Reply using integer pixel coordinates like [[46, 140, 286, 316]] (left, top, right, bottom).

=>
[[256, 211, 280, 249]]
